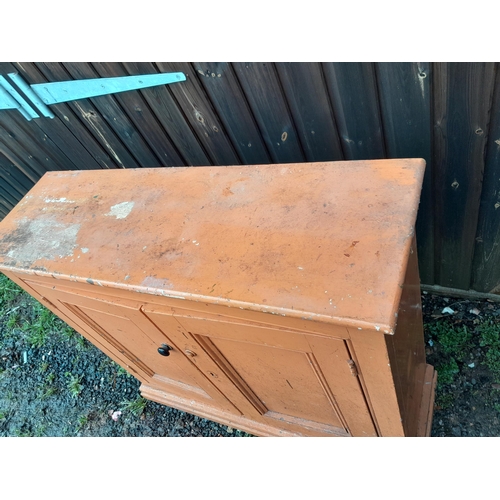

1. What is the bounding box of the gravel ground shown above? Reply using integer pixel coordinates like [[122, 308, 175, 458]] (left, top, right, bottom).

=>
[[2, 272, 500, 437]]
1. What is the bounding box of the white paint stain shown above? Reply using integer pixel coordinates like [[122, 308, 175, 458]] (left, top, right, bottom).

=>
[[44, 197, 74, 203], [81, 248, 89, 253], [106, 201, 135, 219], [141, 276, 174, 290]]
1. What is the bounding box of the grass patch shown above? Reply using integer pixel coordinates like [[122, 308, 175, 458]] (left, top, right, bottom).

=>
[[427, 322, 471, 360], [478, 321, 500, 382], [436, 357, 460, 385], [121, 397, 147, 416], [65, 372, 83, 399]]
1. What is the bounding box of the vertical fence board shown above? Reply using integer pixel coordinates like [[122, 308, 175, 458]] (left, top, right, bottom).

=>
[[433, 62, 496, 289], [14, 62, 116, 169], [35, 63, 140, 169], [11, 63, 109, 171], [63, 62, 161, 168], [275, 62, 343, 162], [0, 135, 44, 183], [0, 152, 35, 192], [472, 66, 500, 292], [323, 63, 385, 160], [123, 62, 211, 166], [376, 62, 434, 284], [155, 62, 241, 166], [193, 62, 271, 165], [232, 62, 305, 163], [91, 62, 184, 167]]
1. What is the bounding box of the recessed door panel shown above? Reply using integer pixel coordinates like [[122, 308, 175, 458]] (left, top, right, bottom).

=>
[[170, 314, 377, 436]]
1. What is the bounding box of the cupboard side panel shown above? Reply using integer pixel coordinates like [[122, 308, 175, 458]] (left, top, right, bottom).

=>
[[348, 329, 405, 436], [386, 238, 427, 437]]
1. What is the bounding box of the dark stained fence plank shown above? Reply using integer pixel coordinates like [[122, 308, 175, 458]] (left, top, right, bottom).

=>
[[0, 182, 19, 208], [12, 62, 115, 170], [471, 65, 500, 292], [0, 152, 35, 192], [323, 63, 385, 160], [91, 62, 184, 167], [11, 62, 110, 171], [63, 62, 161, 168], [155, 62, 240, 166], [376, 62, 434, 285], [35, 63, 139, 169], [0, 110, 79, 172], [123, 62, 210, 166], [192, 62, 271, 165], [0, 134, 44, 182], [275, 62, 343, 162], [433, 62, 496, 289], [0, 165, 33, 199], [232, 62, 305, 164]]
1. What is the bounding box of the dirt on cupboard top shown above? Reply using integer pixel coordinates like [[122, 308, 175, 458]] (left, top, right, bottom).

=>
[[0, 159, 425, 333]]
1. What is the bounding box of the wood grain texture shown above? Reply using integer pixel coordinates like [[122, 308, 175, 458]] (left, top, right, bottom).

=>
[[376, 62, 434, 285], [155, 62, 240, 166], [275, 62, 343, 162], [348, 329, 405, 436], [10, 63, 110, 171], [471, 65, 500, 292], [233, 62, 305, 163], [35, 63, 139, 169], [14, 62, 116, 169], [433, 62, 496, 289], [193, 62, 271, 165], [62, 62, 161, 168], [323, 63, 385, 160], [0, 132, 44, 182], [122, 62, 210, 166], [91, 62, 185, 167]]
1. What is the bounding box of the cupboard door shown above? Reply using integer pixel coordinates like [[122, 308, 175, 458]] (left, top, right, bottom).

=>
[[144, 306, 377, 436], [23, 280, 240, 414]]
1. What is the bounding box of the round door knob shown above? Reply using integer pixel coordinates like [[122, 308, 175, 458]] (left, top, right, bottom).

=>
[[185, 350, 196, 357], [157, 345, 172, 356]]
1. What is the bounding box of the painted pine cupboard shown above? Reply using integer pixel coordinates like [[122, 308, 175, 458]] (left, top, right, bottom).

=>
[[0, 160, 436, 436]]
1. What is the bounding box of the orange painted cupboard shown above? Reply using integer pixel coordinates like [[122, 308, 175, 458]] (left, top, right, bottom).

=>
[[0, 160, 436, 436]]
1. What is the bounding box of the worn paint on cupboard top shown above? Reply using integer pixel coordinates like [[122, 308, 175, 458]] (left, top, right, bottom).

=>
[[0, 159, 425, 333]]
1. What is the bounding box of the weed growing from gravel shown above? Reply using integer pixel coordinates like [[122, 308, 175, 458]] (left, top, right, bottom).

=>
[[77, 415, 88, 431], [0, 273, 22, 308], [121, 397, 147, 416], [436, 357, 460, 385], [65, 372, 83, 399]]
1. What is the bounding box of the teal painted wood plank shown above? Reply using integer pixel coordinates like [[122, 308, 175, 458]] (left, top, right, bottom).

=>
[[91, 62, 185, 167], [36, 63, 139, 169], [123, 62, 211, 166], [63, 62, 161, 167], [156, 61, 241, 166]]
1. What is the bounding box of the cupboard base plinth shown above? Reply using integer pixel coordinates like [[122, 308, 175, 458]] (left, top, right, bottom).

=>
[[140, 383, 350, 437]]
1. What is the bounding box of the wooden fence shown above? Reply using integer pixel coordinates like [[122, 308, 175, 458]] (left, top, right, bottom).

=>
[[0, 62, 498, 293]]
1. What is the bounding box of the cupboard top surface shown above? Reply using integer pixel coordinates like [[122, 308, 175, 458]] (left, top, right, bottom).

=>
[[0, 159, 425, 333]]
